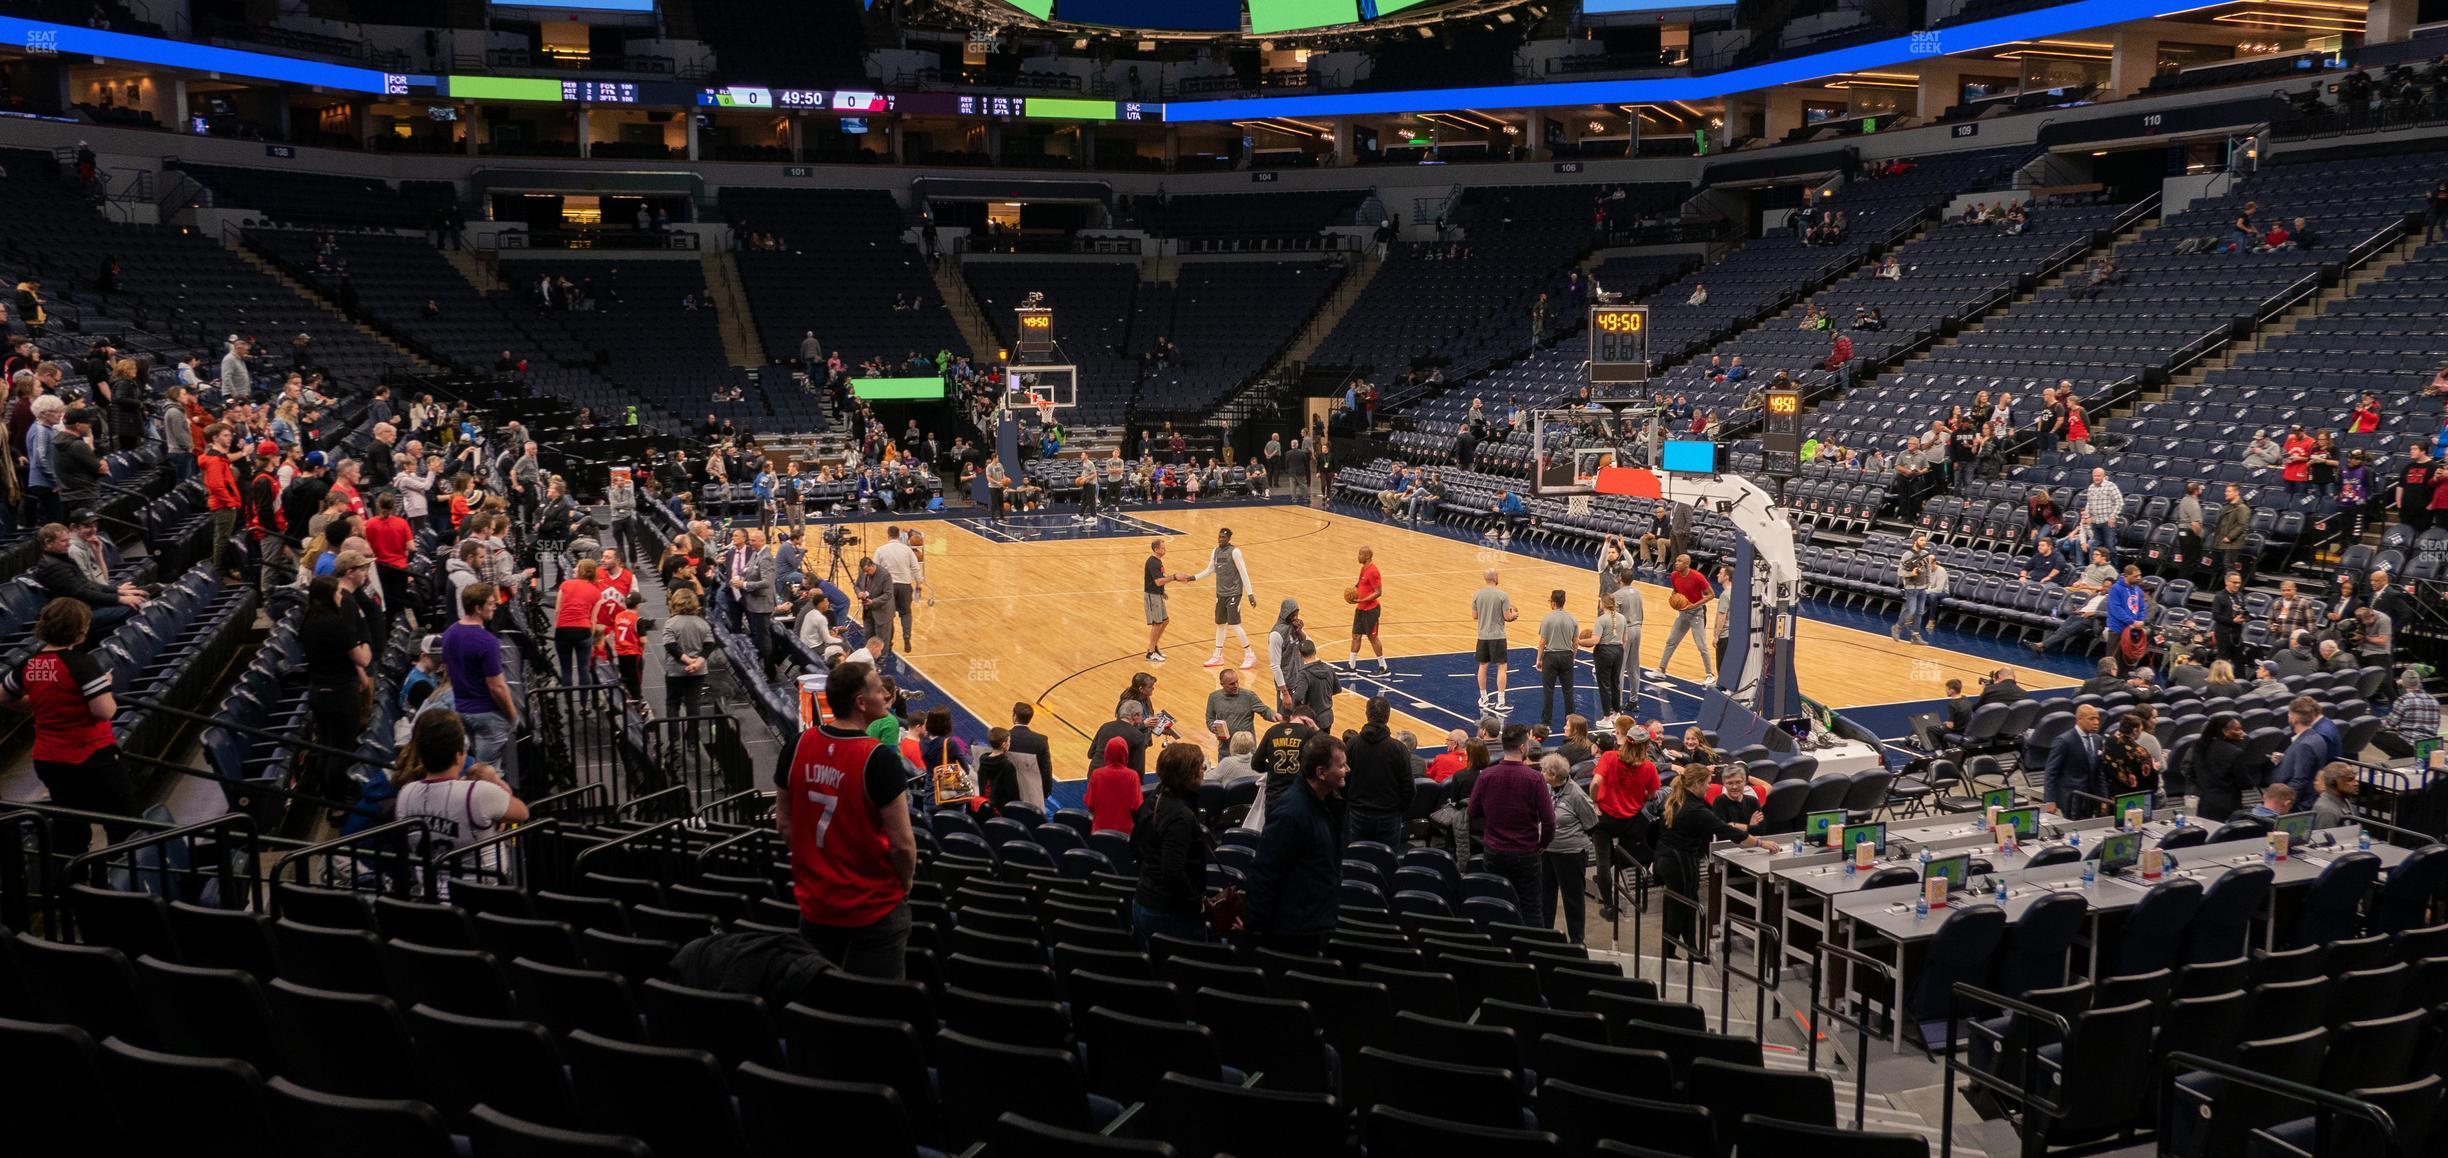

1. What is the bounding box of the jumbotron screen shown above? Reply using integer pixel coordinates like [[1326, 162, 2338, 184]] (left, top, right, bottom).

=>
[[1248, 0, 1359, 33]]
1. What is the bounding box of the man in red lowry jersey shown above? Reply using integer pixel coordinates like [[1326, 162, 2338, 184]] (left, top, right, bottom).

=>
[[776, 662, 918, 978]]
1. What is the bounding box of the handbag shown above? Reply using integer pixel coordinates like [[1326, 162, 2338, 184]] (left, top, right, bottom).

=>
[[1202, 884, 1244, 938]]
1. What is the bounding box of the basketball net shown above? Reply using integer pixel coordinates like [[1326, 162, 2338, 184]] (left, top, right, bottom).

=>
[[1567, 494, 1592, 517]]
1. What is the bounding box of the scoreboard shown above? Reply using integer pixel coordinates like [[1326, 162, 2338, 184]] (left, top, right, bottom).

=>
[[1015, 307, 1055, 357], [1759, 387, 1804, 478], [1588, 304, 1649, 390]]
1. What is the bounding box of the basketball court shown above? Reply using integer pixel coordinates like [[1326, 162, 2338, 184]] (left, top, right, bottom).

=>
[[882, 503, 2077, 781]]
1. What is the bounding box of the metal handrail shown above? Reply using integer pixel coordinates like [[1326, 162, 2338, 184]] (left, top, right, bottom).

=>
[[569, 816, 688, 878], [1716, 909, 1781, 1040], [1656, 879, 1710, 1000], [431, 816, 556, 887], [0, 810, 55, 934], [1807, 941, 1895, 1128], [268, 817, 436, 901], [1939, 982, 2071, 1158], [616, 784, 694, 821], [2162, 1051, 2403, 1157], [64, 812, 265, 921]]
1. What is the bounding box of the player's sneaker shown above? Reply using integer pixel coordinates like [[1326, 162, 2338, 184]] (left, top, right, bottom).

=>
[[1239, 653, 1256, 670], [1376, 661, 1393, 675], [1203, 654, 1225, 668], [1148, 651, 1167, 663]]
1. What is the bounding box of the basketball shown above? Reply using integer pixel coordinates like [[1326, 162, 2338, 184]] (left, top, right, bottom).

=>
[[1344, 586, 1362, 604], [1670, 593, 1693, 612]]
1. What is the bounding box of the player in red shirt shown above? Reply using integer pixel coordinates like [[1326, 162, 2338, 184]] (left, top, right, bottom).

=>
[[1660, 554, 1716, 679], [1346, 545, 1390, 677], [0, 599, 134, 854], [777, 662, 917, 979]]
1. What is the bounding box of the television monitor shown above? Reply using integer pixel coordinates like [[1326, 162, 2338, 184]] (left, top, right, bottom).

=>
[[2273, 810, 2317, 846], [851, 376, 945, 401], [1844, 823, 1886, 856], [1996, 806, 2040, 840], [1980, 787, 2017, 812], [2113, 791, 2152, 825], [840, 118, 868, 134], [1660, 440, 1718, 474], [1804, 810, 1843, 841], [1924, 853, 1971, 893], [2095, 830, 2143, 875]]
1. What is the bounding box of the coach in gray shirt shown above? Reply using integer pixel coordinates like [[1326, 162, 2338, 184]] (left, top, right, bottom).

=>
[[1205, 667, 1276, 757], [1536, 589, 1580, 732]]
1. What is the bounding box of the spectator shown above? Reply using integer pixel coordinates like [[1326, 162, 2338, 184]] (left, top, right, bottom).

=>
[[2104, 565, 2149, 641], [551, 559, 604, 686], [300, 574, 371, 805], [2312, 763, 2360, 830], [2020, 537, 2070, 586], [1131, 742, 1213, 941], [1685, 283, 1708, 306], [2280, 425, 2317, 496], [2079, 467, 2124, 563], [2210, 484, 2253, 578], [2042, 704, 2105, 816], [2240, 430, 2283, 469], [2376, 671, 2439, 758], [446, 583, 519, 772], [1244, 734, 1347, 954], [2266, 579, 2317, 637], [1654, 761, 1758, 954], [0, 598, 130, 854], [1588, 721, 1656, 921], [2249, 783, 2297, 821], [393, 711, 529, 871], [1470, 725, 1555, 928], [1540, 753, 1598, 945], [1211, 731, 1261, 788], [2101, 713, 2159, 804], [2274, 695, 2340, 806], [2187, 714, 2256, 821], [778, 662, 918, 980], [1894, 532, 1935, 644], [1342, 696, 1415, 850], [33, 522, 143, 634]]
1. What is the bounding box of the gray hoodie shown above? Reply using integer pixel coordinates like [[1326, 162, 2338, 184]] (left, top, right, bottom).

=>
[[1269, 598, 1303, 694]]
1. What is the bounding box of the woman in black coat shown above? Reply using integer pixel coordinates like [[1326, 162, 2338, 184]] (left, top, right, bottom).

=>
[[2187, 713, 2259, 823], [1131, 743, 1213, 942]]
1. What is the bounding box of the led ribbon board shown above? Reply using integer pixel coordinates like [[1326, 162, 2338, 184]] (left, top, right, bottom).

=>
[[853, 377, 948, 401], [1161, 0, 2190, 120], [0, 15, 397, 92]]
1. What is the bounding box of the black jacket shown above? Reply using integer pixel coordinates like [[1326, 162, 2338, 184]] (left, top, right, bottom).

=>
[[1130, 789, 1209, 917], [1088, 719, 1149, 777], [1246, 778, 1340, 936], [53, 435, 102, 504], [668, 931, 829, 1010], [1974, 681, 2027, 710], [2189, 737, 2259, 824], [1343, 722, 1416, 817], [1008, 725, 1055, 801], [35, 548, 116, 608]]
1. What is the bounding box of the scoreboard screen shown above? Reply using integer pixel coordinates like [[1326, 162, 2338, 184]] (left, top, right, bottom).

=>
[[1759, 387, 1804, 478], [1015, 307, 1055, 356], [1588, 304, 1649, 388]]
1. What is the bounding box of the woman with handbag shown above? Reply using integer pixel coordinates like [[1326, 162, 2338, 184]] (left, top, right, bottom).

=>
[[1130, 742, 1214, 942]]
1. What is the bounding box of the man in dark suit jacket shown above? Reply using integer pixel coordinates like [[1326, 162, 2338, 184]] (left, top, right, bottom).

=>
[[2078, 658, 2126, 696], [1007, 702, 1056, 806], [1974, 667, 2028, 710], [2043, 704, 2104, 817]]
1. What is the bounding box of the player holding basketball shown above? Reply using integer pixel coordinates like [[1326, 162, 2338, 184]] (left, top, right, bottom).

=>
[[1188, 527, 1259, 670], [1347, 546, 1390, 676], [1658, 553, 1715, 679]]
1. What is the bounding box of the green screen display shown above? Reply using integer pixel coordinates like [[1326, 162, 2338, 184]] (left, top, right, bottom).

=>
[[1024, 97, 1117, 121], [447, 75, 563, 103], [1249, 0, 1359, 34], [1371, 0, 1439, 13], [853, 377, 947, 402], [1002, 0, 1055, 16]]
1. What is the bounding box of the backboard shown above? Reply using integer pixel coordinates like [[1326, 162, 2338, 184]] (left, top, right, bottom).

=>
[[1003, 363, 1077, 424], [1531, 404, 1664, 495]]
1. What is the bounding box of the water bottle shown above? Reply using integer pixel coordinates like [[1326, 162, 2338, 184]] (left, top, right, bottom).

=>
[[2081, 857, 2096, 885], [2172, 809, 2186, 829], [1793, 836, 1806, 856], [2358, 826, 2372, 852], [1994, 875, 2009, 904], [1918, 847, 1932, 871], [1843, 856, 1857, 877], [1914, 893, 1929, 921], [2068, 831, 2081, 852]]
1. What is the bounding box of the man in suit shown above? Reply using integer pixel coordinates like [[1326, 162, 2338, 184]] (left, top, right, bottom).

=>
[[730, 527, 778, 669], [1007, 701, 1056, 808], [2043, 704, 2104, 816]]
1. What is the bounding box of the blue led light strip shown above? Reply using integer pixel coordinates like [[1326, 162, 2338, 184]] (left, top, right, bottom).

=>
[[1161, 0, 2172, 121], [0, 15, 396, 93]]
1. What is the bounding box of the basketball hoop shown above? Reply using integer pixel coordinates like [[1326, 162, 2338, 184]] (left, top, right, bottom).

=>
[[1031, 393, 1056, 426], [1566, 494, 1592, 517]]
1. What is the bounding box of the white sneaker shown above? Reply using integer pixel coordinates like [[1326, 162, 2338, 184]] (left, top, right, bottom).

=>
[[1376, 661, 1393, 676], [1203, 654, 1225, 668], [1240, 654, 1256, 670], [1148, 651, 1167, 663]]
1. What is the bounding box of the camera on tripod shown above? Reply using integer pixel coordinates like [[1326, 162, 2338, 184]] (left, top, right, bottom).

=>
[[822, 525, 855, 547]]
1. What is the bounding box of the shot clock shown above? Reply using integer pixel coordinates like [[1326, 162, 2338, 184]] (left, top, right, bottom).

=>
[[1015, 307, 1055, 357], [1587, 304, 1650, 389], [1760, 387, 1804, 478]]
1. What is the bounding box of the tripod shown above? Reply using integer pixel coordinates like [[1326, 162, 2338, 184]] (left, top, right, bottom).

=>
[[822, 525, 861, 586]]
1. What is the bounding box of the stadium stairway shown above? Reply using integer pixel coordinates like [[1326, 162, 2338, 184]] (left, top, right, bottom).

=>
[[933, 259, 1003, 369], [698, 250, 763, 368], [227, 244, 439, 372], [440, 246, 505, 295]]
